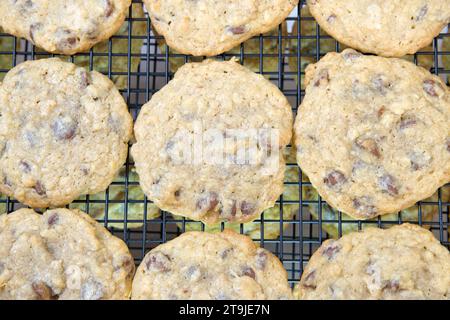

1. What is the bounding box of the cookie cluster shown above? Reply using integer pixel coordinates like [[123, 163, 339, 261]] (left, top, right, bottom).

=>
[[0, 0, 449, 300]]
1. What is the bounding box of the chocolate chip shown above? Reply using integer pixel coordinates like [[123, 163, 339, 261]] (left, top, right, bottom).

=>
[[174, 189, 181, 199], [322, 241, 341, 260], [399, 114, 417, 130], [80, 280, 104, 300], [29, 23, 42, 43], [186, 265, 201, 281], [220, 248, 233, 259], [446, 138, 450, 153], [353, 196, 377, 216], [121, 256, 134, 277], [255, 249, 268, 270], [56, 29, 79, 51], [104, 0, 114, 17], [377, 106, 386, 118], [32, 282, 56, 300], [409, 151, 430, 171], [230, 200, 237, 216], [33, 181, 46, 196], [196, 192, 219, 212], [302, 270, 317, 289], [327, 14, 336, 23], [240, 201, 255, 216], [47, 213, 59, 226], [228, 26, 246, 35], [416, 5, 428, 21], [19, 160, 31, 173], [423, 79, 444, 97], [342, 50, 362, 62], [314, 69, 329, 87], [241, 266, 256, 279], [145, 252, 171, 272], [383, 280, 400, 291], [323, 170, 346, 189], [372, 74, 391, 94], [379, 174, 399, 196], [355, 138, 381, 158], [79, 69, 91, 88], [52, 116, 77, 141]]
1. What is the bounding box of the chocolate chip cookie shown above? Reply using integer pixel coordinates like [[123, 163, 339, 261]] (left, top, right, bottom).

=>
[[294, 49, 450, 220], [307, 0, 449, 57], [131, 230, 292, 300], [131, 59, 293, 225], [0, 58, 133, 208], [144, 0, 298, 56], [0, 208, 134, 300], [0, 0, 132, 55], [294, 223, 450, 299]]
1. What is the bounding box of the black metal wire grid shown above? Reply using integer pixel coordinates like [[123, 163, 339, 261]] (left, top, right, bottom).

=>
[[0, 0, 449, 287]]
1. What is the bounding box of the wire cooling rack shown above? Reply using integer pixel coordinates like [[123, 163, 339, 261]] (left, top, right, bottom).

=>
[[0, 0, 449, 287]]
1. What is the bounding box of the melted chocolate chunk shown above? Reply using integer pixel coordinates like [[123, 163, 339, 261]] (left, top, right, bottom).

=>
[[323, 170, 346, 189], [104, 0, 114, 17], [322, 241, 341, 260], [19, 160, 31, 173], [379, 174, 399, 196], [255, 249, 268, 270], [314, 69, 329, 87], [353, 197, 377, 216], [196, 192, 219, 212], [241, 266, 256, 279], [47, 213, 59, 226], [33, 181, 46, 196], [228, 26, 246, 35], [302, 270, 317, 289], [32, 282, 57, 300], [416, 5, 428, 21], [240, 201, 255, 216], [423, 79, 443, 97], [52, 116, 77, 141], [355, 138, 381, 158], [145, 252, 171, 272]]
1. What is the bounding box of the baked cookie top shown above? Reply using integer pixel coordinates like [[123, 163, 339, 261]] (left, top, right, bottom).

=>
[[0, 58, 133, 208], [0, 208, 134, 300], [307, 0, 449, 57], [131, 59, 293, 225], [144, 0, 298, 56], [0, 0, 131, 55], [294, 49, 450, 220], [294, 224, 450, 300], [131, 230, 292, 300]]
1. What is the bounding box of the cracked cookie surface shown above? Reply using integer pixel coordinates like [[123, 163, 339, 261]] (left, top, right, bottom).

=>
[[0, 208, 134, 300], [0, 58, 133, 208], [307, 0, 450, 57], [144, 0, 298, 56], [131, 230, 292, 300], [294, 224, 450, 300], [131, 59, 293, 225], [294, 49, 450, 220], [0, 0, 131, 55]]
